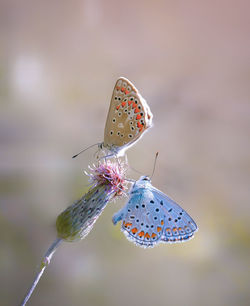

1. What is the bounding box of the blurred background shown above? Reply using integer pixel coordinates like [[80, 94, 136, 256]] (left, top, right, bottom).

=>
[[1, 0, 250, 305]]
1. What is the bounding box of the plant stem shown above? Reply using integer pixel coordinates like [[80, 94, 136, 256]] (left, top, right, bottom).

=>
[[20, 237, 63, 306]]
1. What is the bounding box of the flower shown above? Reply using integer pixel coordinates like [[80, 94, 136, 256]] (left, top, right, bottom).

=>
[[86, 159, 127, 197], [56, 160, 127, 242]]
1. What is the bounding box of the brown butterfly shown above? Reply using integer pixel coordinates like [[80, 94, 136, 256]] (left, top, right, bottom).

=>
[[100, 77, 153, 156], [73, 77, 153, 159]]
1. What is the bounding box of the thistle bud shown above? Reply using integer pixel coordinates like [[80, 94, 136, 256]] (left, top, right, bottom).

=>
[[56, 160, 127, 242]]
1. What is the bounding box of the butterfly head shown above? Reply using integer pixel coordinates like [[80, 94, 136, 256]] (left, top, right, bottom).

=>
[[131, 175, 152, 192]]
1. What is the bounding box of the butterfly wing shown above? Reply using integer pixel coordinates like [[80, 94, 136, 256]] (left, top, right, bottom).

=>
[[112, 183, 198, 247], [104, 77, 153, 153], [112, 188, 165, 247], [151, 187, 198, 243]]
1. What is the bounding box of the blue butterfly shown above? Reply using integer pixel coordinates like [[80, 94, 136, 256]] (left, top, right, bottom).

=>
[[113, 176, 198, 248]]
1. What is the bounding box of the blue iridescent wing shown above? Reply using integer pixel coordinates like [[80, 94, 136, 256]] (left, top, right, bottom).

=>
[[112, 188, 166, 248], [150, 186, 198, 243], [113, 182, 198, 247]]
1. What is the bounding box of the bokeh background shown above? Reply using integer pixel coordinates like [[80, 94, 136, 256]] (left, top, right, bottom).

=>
[[1, 1, 250, 305]]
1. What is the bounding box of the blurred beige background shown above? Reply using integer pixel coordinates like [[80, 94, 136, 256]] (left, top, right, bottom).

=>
[[1, 0, 250, 305]]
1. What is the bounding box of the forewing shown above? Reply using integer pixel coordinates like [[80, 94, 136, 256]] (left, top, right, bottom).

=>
[[104, 77, 153, 149]]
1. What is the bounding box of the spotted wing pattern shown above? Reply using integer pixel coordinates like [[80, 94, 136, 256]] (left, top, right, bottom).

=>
[[112, 180, 198, 248], [104, 77, 153, 153], [151, 187, 198, 243]]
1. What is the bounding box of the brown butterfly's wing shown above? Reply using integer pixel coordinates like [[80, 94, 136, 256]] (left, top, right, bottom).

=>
[[104, 77, 153, 153]]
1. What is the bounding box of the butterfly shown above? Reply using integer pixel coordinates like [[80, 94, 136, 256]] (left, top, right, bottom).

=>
[[112, 176, 198, 248], [99, 77, 153, 156], [72, 77, 153, 159]]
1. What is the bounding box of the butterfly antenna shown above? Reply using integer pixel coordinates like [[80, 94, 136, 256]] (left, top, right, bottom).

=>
[[150, 152, 159, 180], [72, 143, 100, 159]]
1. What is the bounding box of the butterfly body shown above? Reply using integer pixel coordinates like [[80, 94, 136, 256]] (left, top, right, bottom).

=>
[[113, 176, 198, 248], [101, 77, 153, 156]]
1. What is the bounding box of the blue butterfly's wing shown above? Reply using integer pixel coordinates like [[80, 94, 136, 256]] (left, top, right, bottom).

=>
[[113, 182, 198, 247], [151, 187, 198, 243], [112, 188, 166, 248]]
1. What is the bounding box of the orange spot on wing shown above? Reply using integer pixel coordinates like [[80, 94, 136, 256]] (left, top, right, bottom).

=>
[[125, 89, 130, 94], [116, 105, 120, 110], [151, 233, 157, 238], [134, 107, 140, 113], [128, 100, 132, 105], [139, 127, 143, 132], [132, 102, 137, 108], [136, 114, 142, 120], [121, 102, 126, 107], [138, 231, 145, 237], [125, 222, 132, 227], [137, 122, 142, 128], [161, 220, 164, 226], [145, 233, 150, 239], [147, 114, 151, 119], [131, 228, 138, 234], [121, 87, 125, 92], [157, 227, 162, 232], [123, 221, 125, 226], [116, 86, 120, 90]]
